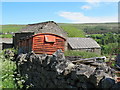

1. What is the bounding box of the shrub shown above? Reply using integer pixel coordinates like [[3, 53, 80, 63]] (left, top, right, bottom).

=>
[[0, 51, 17, 88]]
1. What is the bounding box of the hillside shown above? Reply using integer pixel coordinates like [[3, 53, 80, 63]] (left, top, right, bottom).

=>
[[0, 25, 26, 38], [1, 23, 118, 34], [60, 24, 85, 37], [0, 23, 118, 38], [59, 23, 118, 34], [0, 25, 26, 33]]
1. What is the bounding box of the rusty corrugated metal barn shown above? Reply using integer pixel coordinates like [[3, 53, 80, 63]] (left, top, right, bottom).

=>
[[18, 33, 66, 55], [13, 21, 67, 49], [14, 21, 67, 55]]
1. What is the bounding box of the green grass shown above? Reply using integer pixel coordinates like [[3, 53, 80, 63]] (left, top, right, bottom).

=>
[[64, 50, 100, 58], [59, 23, 118, 34], [0, 34, 13, 38], [60, 25, 85, 37], [0, 25, 25, 33]]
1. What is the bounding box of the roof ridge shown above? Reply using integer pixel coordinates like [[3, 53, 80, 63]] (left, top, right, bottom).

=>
[[28, 21, 56, 26]]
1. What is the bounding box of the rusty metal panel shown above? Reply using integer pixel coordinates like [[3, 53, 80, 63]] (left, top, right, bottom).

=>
[[32, 33, 65, 55], [45, 35, 55, 42]]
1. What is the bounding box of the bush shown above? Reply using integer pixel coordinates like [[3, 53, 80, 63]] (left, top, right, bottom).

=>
[[101, 43, 118, 55], [0, 51, 17, 88], [0, 49, 24, 89], [64, 50, 100, 58]]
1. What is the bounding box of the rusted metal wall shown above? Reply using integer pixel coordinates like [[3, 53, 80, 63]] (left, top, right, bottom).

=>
[[18, 33, 66, 55], [32, 33, 66, 55]]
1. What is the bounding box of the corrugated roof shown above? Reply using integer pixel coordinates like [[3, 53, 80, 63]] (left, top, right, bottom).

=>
[[0, 38, 13, 43], [68, 37, 101, 49]]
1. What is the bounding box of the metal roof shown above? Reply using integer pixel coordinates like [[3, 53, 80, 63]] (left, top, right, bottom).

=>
[[67, 37, 101, 49], [0, 38, 13, 44]]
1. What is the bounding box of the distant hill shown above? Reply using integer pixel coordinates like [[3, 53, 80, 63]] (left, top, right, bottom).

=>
[[0, 23, 118, 35], [0, 25, 26, 33], [59, 23, 118, 34]]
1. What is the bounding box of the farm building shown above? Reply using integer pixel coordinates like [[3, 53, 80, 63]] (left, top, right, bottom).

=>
[[18, 33, 66, 55], [13, 21, 67, 49], [0, 38, 13, 50], [67, 37, 101, 54]]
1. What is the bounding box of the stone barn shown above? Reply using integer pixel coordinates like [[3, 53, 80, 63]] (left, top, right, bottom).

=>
[[67, 37, 101, 55]]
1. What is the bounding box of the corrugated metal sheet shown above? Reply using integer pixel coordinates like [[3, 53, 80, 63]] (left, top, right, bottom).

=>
[[68, 37, 101, 49], [45, 35, 55, 42], [1, 38, 13, 43], [32, 33, 66, 55], [18, 33, 66, 55]]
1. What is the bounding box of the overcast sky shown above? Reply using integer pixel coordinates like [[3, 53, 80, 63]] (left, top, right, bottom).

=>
[[1, 0, 119, 24]]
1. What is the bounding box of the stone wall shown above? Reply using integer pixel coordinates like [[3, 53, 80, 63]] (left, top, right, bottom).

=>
[[16, 50, 119, 89]]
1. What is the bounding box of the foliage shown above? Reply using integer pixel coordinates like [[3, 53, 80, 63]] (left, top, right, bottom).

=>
[[0, 49, 24, 89], [0, 50, 17, 88], [88, 33, 119, 55], [60, 25, 85, 37], [101, 43, 118, 55], [64, 50, 100, 58]]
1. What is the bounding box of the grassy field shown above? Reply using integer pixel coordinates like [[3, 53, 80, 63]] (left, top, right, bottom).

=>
[[0, 25, 26, 33], [0, 34, 13, 38], [64, 50, 100, 58], [1, 23, 118, 34], [59, 23, 118, 34], [1, 24, 86, 38], [60, 24, 85, 37]]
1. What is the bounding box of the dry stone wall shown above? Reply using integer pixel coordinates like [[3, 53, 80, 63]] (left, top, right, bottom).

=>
[[16, 50, 119, 89]]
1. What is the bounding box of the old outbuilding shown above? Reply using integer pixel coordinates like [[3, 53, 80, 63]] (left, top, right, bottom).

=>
[[67, 37, 101, 54], [18, 33, 66, 55], [13, 21, 67, 49], [0, 38, 13, 50]]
